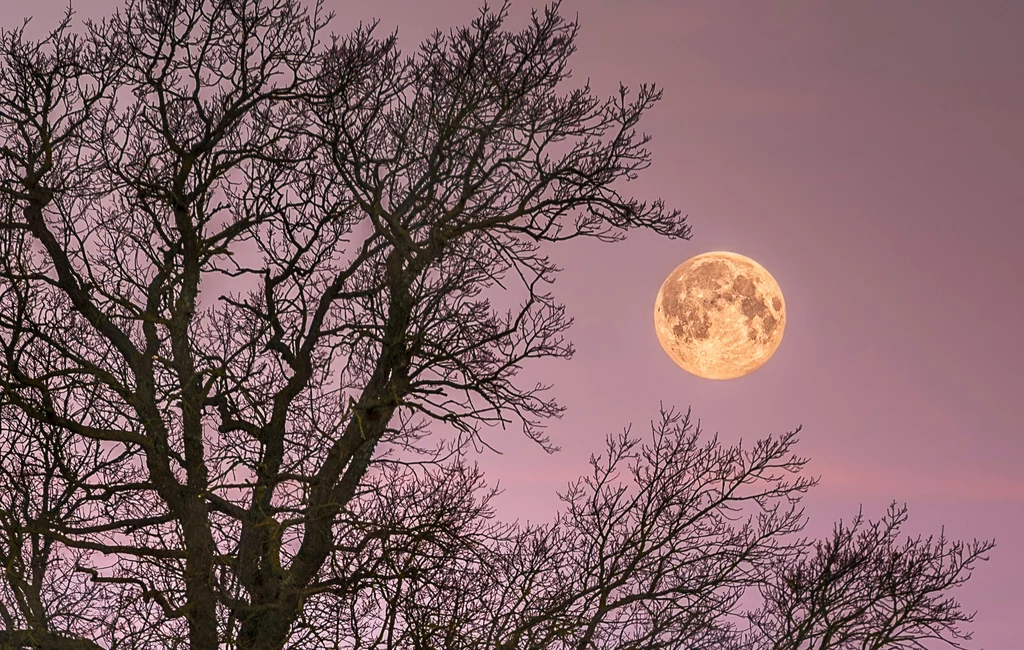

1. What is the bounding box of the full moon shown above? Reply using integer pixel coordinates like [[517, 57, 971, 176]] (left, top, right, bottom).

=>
[[654, 251, 786, 380]]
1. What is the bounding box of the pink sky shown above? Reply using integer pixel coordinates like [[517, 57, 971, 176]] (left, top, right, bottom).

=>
[[5, 0, 1023, 647]]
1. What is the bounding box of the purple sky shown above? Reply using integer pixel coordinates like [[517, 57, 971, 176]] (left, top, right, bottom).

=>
[[5, 0, 1023, 647]]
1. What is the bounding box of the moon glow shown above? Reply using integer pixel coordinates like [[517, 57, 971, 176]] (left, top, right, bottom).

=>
[[654, 252, 786, 380]]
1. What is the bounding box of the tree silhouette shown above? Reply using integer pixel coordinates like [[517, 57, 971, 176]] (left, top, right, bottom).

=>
[[0, 1, 992, 649]]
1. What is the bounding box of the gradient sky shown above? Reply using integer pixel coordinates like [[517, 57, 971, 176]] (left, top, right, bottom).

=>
[[5, 0, 1024, 647]]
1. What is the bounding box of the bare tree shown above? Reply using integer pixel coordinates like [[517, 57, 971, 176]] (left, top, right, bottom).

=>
[[748, 501, 993, 650], [0, 1, 992, 649]]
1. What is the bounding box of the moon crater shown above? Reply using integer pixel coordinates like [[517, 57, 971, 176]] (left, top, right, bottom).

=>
[[654, 252, 786, 380]]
